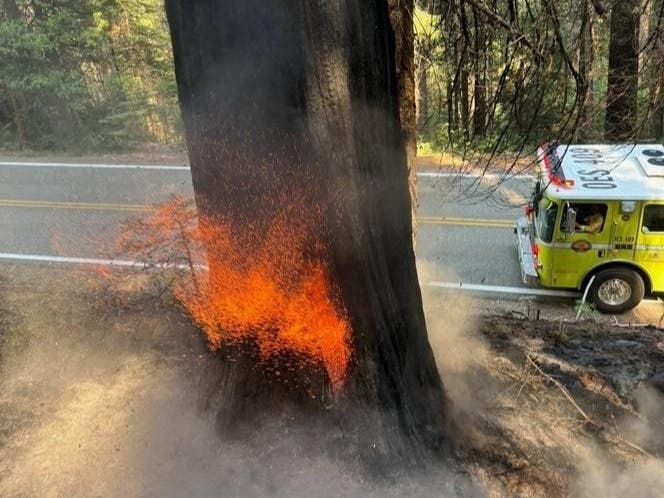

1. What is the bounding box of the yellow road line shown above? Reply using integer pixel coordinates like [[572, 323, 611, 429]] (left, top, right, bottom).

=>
[[0, 199, 514, 228], [0, 199, 153, 212], [417, 216, 513, 228]]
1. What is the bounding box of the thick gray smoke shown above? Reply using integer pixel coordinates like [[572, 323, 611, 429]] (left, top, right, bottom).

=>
[[0, 267, 480, 498]]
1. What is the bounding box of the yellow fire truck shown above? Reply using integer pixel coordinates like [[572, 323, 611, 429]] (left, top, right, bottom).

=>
[[516, 143, 664, 313]]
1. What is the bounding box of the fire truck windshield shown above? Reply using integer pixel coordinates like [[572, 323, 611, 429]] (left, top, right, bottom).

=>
[[536, 198, 558, 243]]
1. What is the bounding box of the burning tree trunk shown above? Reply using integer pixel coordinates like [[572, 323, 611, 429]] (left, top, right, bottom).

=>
[[165, 0, 448, 462]]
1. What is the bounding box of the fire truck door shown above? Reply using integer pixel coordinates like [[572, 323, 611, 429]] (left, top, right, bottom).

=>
[[552, 202, 611, 288], [636, 203, 664, 291]]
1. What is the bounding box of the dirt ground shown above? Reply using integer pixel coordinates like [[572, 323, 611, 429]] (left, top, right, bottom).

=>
[[1, 265, 663, 497]]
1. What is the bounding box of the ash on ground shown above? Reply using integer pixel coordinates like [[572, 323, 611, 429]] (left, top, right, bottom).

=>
[[1, 265, 663, 497]]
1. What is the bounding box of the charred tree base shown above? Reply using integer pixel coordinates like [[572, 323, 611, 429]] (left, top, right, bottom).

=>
[[198, 344, 451, 474]]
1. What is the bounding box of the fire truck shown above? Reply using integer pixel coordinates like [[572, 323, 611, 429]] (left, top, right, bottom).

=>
[[515, 143, 664, 313]]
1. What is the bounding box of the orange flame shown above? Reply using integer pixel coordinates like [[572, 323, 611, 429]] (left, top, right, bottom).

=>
[[117, 196, 352, 391]]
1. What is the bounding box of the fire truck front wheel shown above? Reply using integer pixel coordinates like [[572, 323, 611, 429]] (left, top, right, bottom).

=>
[[589, 267, 645, 314]]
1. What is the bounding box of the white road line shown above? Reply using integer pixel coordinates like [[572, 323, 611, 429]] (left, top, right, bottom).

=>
[[0, 161, 190, 171], [0, 161, 533, 179], [0, 252, 204, 270], [0, 252, 660, 306], [427, 281, 663, 305], [417, 171, 533, 180], [426, 281, 578, 298]]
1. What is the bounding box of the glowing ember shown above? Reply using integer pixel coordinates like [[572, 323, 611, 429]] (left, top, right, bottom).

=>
[[116, 196, 352, 391]]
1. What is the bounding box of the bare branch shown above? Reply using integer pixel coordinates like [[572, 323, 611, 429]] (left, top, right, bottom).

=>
[[462, 0, 544, 61]]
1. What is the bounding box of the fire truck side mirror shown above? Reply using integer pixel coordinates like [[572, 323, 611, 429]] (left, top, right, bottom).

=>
[[564, 204, 577, 233]]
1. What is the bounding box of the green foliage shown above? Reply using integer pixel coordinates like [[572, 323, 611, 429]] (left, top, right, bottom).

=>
[[0, 0, 181, 151], [414, 1, 664, 157], [1, 1, 662, 153], [574, 299, 601, 322]]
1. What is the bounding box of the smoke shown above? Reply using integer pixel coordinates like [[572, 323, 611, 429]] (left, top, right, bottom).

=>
[[573, 454, 664, 498], [417, 260, 493, 414], [570, 388, 664, 497], [622, 386, 664, 452], [572, 386, 664, 498], [0, 267, 481, 498]]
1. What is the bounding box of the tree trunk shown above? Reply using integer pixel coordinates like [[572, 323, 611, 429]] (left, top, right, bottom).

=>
[[460, 67, 470, 140], [2, 0, 20, 20], [448, 74, 456, 134], [7, 91, 27, 149], [30, 0, 45, 21], [414, 35, 429, 133], [165, 0, 448, 463], [2, 0, 27, 148], [459, 2, 470, 141], [605, 0, 640, 141], [648, 0, 664, 140], [472, 6, 487, 138], [388, 0, 418, 239], [448, 23, 461, 136], [578, 0, 596, 141]]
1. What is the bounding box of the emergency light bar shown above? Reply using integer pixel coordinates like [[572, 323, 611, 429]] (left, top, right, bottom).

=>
[[538, 142, 574, 188]]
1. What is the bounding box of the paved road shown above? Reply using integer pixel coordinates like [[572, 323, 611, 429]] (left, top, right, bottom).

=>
[[0, 160, 531, 288], [417, 171, 529, 287]]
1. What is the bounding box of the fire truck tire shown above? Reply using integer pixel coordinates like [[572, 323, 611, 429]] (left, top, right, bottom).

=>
[[589, 267, 645, 314]]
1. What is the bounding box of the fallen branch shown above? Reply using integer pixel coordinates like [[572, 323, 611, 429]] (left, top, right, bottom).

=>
[[612, 316, 648, 328], [525, 353, 653, 458], [525, 353, 596, 426]]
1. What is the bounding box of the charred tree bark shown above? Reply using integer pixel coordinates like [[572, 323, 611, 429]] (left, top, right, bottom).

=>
[[166, 0, 448, 463], [605, 0, 640, 141]]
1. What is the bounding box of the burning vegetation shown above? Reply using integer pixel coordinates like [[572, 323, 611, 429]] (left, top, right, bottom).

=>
[[115, 195, 352, 392]]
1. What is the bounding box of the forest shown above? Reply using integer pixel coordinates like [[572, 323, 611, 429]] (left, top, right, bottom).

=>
[[0, 0, 180, 150], [1, 0, 662, 154]]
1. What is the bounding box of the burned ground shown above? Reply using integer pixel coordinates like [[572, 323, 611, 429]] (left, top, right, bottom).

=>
[[0, 266, 472, 497], [0, 265, 663, 497], [455, 315, 664, 497]]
